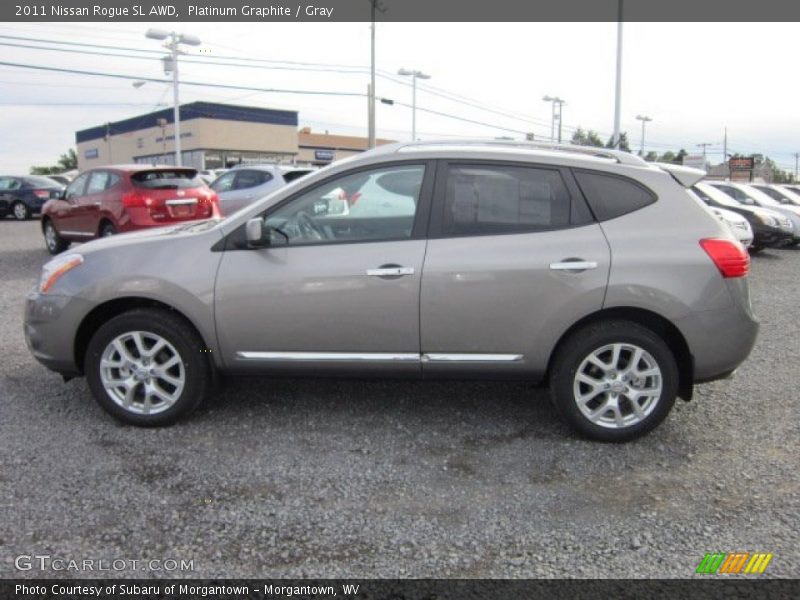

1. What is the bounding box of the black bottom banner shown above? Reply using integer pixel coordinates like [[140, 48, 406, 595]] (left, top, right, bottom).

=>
[[3, 579, 799, 600]]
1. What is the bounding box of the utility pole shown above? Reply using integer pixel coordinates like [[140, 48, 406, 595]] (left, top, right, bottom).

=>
[[697, 142, 713, 160], [366, 1, 386, 149], [635, 115, 652, 156], [795, 152, 799, 180], [723, 126, 727, 165], [612, 0, 624, 148]]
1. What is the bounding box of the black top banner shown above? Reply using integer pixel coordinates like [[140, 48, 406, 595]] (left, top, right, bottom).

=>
[[4, 0, 800, 22]]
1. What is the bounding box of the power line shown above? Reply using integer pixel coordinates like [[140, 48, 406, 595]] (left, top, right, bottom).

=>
[[0, 60, 365, 98]]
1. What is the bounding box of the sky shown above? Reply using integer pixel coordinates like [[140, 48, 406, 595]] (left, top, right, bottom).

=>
[[1, 21, 799, 173]]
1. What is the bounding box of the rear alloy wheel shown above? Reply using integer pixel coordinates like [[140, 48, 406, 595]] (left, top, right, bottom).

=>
[[43, 220, 70, 254], [12, 201, 30, 221], [99, 222, 116, 237], [550, 320, 678, 442], [85, 308, 212, 426]]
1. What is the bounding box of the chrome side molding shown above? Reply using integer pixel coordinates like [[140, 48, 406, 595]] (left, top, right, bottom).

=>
[[236, 351, 523, 362], [236, 351, 419, 361], [549, 261, 598, 271]]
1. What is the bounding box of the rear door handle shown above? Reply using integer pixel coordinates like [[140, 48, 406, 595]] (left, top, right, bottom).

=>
[[366, 266, 415, 277], [549, 260, 598, 271]]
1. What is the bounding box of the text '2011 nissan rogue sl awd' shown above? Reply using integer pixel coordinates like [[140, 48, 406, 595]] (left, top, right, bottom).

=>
[[24, 141, 758, 441]]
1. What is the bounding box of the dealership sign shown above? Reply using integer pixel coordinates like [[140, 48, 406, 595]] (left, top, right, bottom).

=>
[[315, 150, 335, 161], [729, 157, 755, 171]]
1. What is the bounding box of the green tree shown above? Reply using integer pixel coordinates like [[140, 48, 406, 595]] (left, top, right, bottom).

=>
[[606, 132, 631, 152], [571, 127, 604, 147], [30, 148, 77, 175], [659, 151, 677, 163], [644, 151, 659, 162], [675, 148, 688, 164]]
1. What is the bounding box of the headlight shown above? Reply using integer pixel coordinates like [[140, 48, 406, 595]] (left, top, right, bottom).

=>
[[755, 213, 777, 226], [39, 253, 83, 294]]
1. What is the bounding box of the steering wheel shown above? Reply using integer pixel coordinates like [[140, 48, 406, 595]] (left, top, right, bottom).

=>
[[289, 210, 327, 241]]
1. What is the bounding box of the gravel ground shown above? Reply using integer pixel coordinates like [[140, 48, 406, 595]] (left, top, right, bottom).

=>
[[0, 219, 798, 579]]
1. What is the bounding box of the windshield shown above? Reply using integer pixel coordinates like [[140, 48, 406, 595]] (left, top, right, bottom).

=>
[[131, 169, 204, 190], [695, 183, 741, 208], [741, 185, 781, 207]]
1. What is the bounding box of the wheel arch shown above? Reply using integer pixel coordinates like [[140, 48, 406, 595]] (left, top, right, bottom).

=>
[[546, 306, 694, 401], [74, 297, 215, 375]]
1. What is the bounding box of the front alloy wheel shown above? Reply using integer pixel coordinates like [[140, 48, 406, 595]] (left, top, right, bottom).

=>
[[550, 320, 678, 442], [99, 331, 186, 416], [85, 308, 212, 426]]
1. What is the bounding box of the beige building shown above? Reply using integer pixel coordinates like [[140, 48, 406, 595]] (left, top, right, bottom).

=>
[[297, 127, 396, 165], [76, 102, 300, 171], [76, 103, 395, 172]]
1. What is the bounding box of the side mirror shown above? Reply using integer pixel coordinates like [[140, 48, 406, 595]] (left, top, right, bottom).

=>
[[245, 218, 289, 248], [246, 217, 269, 248]]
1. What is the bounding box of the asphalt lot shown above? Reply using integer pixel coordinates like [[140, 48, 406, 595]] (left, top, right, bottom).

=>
[[0, 219, 798, 579]]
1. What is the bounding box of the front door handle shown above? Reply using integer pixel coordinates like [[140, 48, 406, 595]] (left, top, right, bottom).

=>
[[549, 260, 598, 271], [366, 266, 415, 278]]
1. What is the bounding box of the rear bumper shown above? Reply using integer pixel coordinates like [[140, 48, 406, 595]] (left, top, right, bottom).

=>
[[678, 279, 759, 383]]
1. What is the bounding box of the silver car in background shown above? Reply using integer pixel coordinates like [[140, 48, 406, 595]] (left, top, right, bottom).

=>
[[210, 164, 315, 216], [24, 141, 758, 442]]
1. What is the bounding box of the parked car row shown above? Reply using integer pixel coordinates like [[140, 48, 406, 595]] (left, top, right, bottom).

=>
[[25, 141, 759, 442], [691, 181, 799, 251]]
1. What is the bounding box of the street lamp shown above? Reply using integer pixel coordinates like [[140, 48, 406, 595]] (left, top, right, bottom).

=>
[[635, 114, 652, 156], [397, 68, 431, 141], [542, 95, 566, 143], [144, 28, 201, 166]]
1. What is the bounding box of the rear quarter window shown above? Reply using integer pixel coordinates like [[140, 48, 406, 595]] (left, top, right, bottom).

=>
[[573, 170, 657, 221]]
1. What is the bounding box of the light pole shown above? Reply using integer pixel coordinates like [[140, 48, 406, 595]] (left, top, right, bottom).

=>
[[635, 114, 652, 156], [542, 96, 565, 143], [398, 68, 430, 141], [612, 0, 624, 148], [366, 1, 386, 149], [144, 28, 201, 167]]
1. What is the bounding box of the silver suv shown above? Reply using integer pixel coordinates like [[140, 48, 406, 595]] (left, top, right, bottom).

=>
[[24, 141, 758, 441]]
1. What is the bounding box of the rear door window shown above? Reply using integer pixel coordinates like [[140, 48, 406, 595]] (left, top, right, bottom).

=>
[[573, 170, 657, 221], [131, 169, 203, 190], [441, 164, 573, 235]]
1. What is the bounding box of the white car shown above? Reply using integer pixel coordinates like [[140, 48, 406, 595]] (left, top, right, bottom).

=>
[[211, 165, 315, 216], [709, 206, 753, 247], [751, 183, 800, 208]]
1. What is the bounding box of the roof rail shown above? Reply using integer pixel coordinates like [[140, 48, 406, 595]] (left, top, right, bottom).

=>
[[395, 139, 648, 166]]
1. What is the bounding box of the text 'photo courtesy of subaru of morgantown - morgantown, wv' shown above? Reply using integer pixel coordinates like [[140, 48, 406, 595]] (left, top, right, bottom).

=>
[[24, 141, 760, 442]]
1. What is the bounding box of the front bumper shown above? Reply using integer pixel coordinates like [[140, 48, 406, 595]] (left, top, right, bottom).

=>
[[24, 290, 92, 376]]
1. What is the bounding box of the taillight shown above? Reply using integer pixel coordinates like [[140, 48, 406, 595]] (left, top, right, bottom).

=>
[[122, 192, 151, 208], [33, 190, 50, 199], [700, 238, 750, 278]]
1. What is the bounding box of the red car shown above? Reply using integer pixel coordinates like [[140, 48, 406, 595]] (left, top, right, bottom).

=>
[[41, 165, 220, 254]]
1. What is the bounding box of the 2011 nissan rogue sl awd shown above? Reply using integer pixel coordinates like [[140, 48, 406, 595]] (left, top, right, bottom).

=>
[[23, 141, 758, 441]]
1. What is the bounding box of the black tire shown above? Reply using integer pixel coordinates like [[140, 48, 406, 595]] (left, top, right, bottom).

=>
[[12, 201, 30, 221], [749, 245, 764, 254], [549, 320, 679, 442], [43, 219, 71, 254], [99, 221, 116, 237], [84, 308, 213, 426]]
